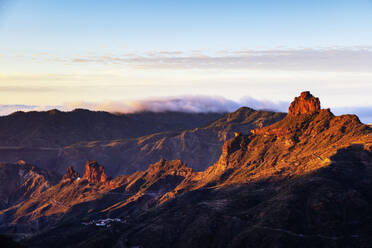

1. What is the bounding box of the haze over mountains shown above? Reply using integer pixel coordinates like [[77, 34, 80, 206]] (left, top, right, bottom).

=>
[[0, 91, 371, 248]]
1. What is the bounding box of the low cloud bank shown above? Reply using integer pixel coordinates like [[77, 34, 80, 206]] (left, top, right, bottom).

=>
[[66, 96, 242, 114], [1, 96, 371, 123], [65, 47, 372, 72], [0, 95, 287, 116]]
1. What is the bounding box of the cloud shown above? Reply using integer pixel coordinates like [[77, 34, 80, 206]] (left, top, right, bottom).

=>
[[240, 96, 289, 112], [0, 86, 55, 92], [66, 96, 242, 113], [58, 47, 372, 72], [0, 73, 127, 87], [0, 95, 287, 116]]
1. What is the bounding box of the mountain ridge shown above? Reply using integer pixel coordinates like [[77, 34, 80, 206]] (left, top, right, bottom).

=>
[[0, 109, 225, 147], [0, 107, 285, 176]]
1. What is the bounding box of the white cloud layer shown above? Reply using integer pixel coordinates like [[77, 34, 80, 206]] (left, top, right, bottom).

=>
[[66, 96, 242, 113], [59, 47, 372, 72]]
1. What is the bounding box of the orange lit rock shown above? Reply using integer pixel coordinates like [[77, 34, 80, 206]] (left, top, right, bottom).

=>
[[288, 91, 320, 116], [62, 166, 79, 181], [82, 160, 110, 184]]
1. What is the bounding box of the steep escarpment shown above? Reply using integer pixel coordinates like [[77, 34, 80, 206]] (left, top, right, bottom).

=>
[[207, 100, 368, 185]]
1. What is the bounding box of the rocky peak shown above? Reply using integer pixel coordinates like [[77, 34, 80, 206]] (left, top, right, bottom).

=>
[[288, 91, 321, 116], [82, 160, 110, 184], [62, 166, 79, 181]]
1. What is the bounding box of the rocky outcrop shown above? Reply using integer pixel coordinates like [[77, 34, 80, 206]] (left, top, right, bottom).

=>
[[252, 91, 326, 136], [82, 160, 110, 184], [288, 91, 320, 116], [0, 159, 195, 230], [62, 166, 79, 181]]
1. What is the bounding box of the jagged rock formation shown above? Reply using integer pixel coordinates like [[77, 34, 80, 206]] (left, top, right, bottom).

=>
[[0, 159, 194, 232], [61, 166, 79, 181], [82, 161, 110, 184], [288, 91, 320, 115]]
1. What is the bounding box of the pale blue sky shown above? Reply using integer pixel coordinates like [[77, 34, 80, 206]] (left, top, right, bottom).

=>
[[0, 0, 371, 122], [2, 0, 372, 52]]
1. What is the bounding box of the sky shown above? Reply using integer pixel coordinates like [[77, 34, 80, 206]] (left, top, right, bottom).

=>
[[0, 0, 372, 122]]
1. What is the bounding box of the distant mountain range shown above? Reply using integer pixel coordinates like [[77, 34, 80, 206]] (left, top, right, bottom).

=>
[[0, 109, 225, 147], [0, 92, 371, 248], [0, 107, 285, 176]]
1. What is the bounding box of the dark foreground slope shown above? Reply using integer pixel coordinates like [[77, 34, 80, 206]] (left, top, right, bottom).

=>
[[1, 92, 371, 248], [0, 234, 24, 248]]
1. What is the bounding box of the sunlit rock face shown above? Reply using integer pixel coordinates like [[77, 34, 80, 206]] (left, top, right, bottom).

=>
[[288, 91, 320, 116], [62, 166, 79, 181], [82, 160, 110, 184]]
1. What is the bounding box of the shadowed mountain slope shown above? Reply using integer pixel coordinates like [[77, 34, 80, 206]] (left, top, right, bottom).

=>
[[55, 107, 286, 176], [0, 107, 285, 176], [0, 109, 223, 147]]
